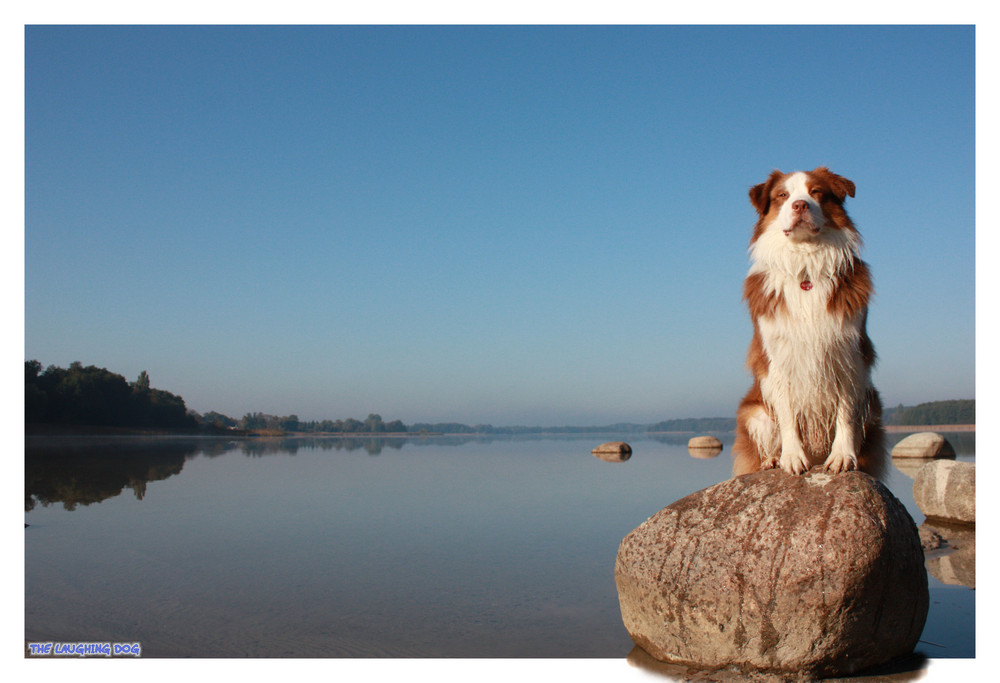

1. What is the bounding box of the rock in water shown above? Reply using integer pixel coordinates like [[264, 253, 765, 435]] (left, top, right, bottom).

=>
[[913, 460, 975, 525], [592, 441, 632, 462], [891, 432, 956, 459], [614, 469, 928, 677], [688, 435, 723, 459]]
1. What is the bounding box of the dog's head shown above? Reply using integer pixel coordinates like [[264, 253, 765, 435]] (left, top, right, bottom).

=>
[[748, 167, 856, 245]]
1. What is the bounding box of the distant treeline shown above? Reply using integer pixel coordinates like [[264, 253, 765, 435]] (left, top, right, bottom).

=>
[[403, 401, 975, 434], [26, 360, 973, 434], [407, 422, 650, 435], [228, 412, 407, 434], [882, 399, 975, 426], [26, 361, 197, 430], [647, 417, 737, 433], [237, 400, 972, 435]]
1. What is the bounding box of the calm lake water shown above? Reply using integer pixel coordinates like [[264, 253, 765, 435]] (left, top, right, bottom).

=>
[[24, 431, 975, 661]]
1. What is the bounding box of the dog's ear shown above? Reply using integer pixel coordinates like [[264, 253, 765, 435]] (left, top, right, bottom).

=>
[[812, 167, 856, 201], [749, 170, 783, 215], [749, 182, 768, 214]]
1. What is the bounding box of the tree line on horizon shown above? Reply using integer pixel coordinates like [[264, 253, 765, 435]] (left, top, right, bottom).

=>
[[25, 360, 197, 430], [226, 412, 407, 434], [25, 360, 975, 434], [24, 361, 410, 435], [881, 399, 974, 426]]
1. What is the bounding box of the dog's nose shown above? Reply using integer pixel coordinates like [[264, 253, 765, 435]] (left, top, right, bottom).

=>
[[791, 200, 808, 213]]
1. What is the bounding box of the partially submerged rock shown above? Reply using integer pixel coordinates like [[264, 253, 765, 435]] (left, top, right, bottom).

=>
[[688, 435, 723, 458], [615, 469, 928, 678], [592, 441, 631, 462], [890, 432, 956, 459], [913, 460, 975, 525], [688, 435, 723, 449]]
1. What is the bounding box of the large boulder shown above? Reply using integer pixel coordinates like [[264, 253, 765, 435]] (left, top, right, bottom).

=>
[[890, 432, 956, 459], [913, 460, 975, 525], [615, 469, 928, 678]]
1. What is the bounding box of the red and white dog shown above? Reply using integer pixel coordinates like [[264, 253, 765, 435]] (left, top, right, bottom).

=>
[[732, 167, 885, 478]]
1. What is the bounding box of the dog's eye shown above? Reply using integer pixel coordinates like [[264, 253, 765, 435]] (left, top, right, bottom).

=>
[[775, 191, 789, 200], [810, 188, 824, 198]]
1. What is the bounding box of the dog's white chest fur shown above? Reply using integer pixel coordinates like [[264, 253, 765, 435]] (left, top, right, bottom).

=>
[[750, 232, 868, 436], [757, 276, 865, 418]]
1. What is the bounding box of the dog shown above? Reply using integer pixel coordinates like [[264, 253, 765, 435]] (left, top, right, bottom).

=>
[[732, 167, 885, 478]]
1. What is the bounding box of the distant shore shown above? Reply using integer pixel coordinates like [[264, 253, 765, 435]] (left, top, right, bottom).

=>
[[27, 423, 975, 438], [24, 423, 243, 437], [24, 423, 421, 438], [883, 424, 975, 433]]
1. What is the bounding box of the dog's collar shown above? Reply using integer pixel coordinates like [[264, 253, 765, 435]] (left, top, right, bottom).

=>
[[800, 280, 813, 291]]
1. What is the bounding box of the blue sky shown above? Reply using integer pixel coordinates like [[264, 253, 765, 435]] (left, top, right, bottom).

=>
[[24, 24, 976, 426]]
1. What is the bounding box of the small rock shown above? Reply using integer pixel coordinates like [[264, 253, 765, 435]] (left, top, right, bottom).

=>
[[918, 526, 943, 550], [913, 460, 975, 525], [688, 435, 723, 459], [890, 432, 956, 459], [615, 469, 927, 677], [592, 441, 631, 462]]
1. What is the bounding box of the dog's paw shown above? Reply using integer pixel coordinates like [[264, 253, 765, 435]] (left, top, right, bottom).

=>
[[824, 447, 858, 474], [779, 445, 810, 475], [761, 456, 779, 470]]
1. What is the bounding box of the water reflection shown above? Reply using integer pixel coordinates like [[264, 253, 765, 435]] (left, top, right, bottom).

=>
[[26, 433, 657, 510], [885, 430, 975, 458], [25, 431, 975, 660], [24, 435, 464, 510], [25, 437, 198, 511], [234, 436, 408, 457], [922, 522, 975, 588], [25, 430, 975, 512], [886, 431, 972, 479], [688, 445, 723, 459]]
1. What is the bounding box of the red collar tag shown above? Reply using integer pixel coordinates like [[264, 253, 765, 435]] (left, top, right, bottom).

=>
[[800, 280, 813, 291]]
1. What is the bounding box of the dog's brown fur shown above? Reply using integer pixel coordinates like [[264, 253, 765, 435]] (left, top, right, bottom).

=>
[[731, 168, 886, 479]]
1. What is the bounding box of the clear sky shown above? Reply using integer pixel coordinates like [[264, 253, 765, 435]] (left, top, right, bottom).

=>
[[24, 24, 976, 427]]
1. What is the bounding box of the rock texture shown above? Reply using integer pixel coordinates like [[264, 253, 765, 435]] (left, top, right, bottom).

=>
[[913, 460, 975, 525], [688, 435, 723, 449], [615, 469, 928, 678], [687, 436, 724, 458], [592, 441, 632, 462], [890, 432, 956, 459], [688, 436, 722, 450]]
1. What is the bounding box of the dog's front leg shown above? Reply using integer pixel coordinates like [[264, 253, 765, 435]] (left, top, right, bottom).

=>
[[768, 384, 810, 474], [778, 427, 810, 474], [825, 400, 859, 473]]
